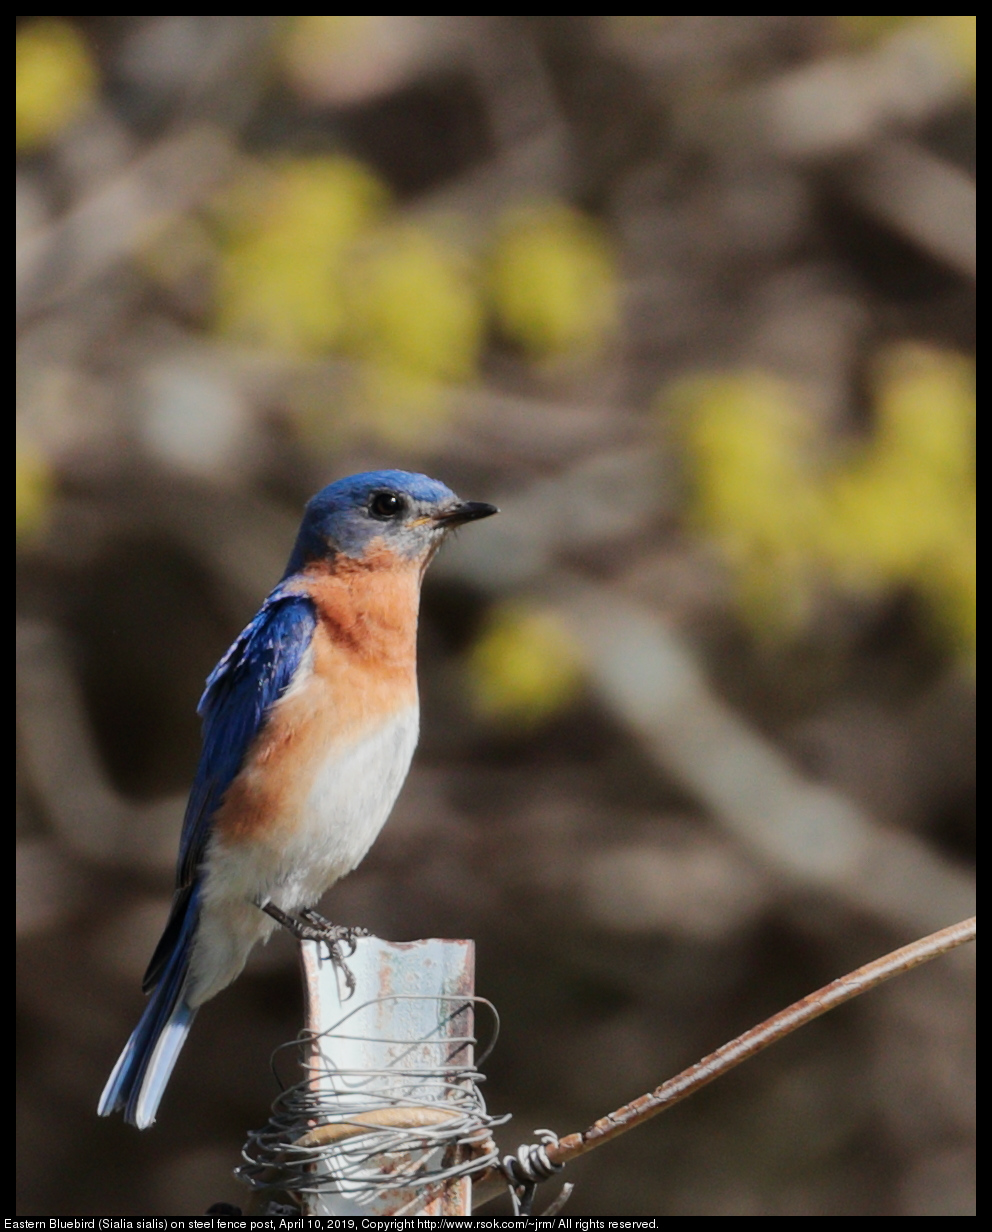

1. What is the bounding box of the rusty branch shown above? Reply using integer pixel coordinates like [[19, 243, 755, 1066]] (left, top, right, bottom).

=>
[[472, 916, 976, 1208]]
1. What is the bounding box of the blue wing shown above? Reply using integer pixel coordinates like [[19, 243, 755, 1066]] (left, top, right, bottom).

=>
[[177, 584, 317, 890], [142, 584, 317, 993], [100, 582, 317, 1127]]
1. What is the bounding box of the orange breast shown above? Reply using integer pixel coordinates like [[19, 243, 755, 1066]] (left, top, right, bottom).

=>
[[213, 548, 421, 846]]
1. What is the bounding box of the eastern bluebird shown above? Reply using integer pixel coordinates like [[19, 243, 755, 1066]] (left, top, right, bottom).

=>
[[98, 470, 496, 1129]]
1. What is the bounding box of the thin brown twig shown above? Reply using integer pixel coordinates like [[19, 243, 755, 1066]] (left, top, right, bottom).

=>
[[472, 916, 976, 1208]]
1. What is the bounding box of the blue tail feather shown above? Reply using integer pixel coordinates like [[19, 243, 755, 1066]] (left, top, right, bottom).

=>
[[98, 886, 201, 1129]]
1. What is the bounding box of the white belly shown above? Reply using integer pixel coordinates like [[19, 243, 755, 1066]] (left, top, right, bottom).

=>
[[188, 704, 419, 1006], [278, 701, 420, 906]]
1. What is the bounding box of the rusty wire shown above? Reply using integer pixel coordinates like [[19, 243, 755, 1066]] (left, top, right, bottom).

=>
[[474, 916, 976, 1209]]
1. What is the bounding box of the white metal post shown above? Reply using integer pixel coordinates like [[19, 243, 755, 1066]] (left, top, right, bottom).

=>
[[297, 935, 476, 1216]]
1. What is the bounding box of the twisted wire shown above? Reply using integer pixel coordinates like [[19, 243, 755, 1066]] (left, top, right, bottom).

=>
[[501, 1130, 565, 1186], [501, 1129, 567, 1214]]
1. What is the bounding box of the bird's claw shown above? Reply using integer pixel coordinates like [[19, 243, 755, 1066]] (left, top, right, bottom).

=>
[[259, 903, 369, 994], [298, 911, 369, 979], [293, 910, 370, 997]]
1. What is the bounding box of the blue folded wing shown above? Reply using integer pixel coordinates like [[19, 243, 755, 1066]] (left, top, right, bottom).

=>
[[98, 585, 317, 1127], [176, 585, 318, 893], [142, 584, 317, 993]]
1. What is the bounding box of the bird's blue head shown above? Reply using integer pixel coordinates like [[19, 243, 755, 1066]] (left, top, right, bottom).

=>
[[285, 470, 497, 574]]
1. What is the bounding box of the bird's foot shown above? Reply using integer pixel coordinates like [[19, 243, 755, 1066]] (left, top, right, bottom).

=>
[[299, 910, 371, 993], [299, 908, 370, 950], [261, 903, 370, 996]]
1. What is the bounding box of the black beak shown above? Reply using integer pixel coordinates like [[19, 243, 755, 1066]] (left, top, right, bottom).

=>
[[433, 501, 499, 527]]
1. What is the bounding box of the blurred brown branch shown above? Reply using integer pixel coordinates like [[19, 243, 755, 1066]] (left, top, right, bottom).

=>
[[842, 139, 976, 280], [17, 619, 182, 874], [437, 471, 975, 941], [557, 581, 976, 940], [17, 124, 236, 324], [754, 30, 967, 158]]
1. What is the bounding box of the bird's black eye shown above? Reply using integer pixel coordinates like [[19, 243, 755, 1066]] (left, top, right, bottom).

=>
[[369, 491, 405, 520]]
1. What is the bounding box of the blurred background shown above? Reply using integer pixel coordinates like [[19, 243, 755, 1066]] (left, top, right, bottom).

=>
[[16, 15, 975, 1217]]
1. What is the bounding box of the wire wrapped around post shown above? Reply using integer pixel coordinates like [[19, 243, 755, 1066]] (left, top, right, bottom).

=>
[[239, 936, 508, 1215]]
